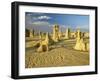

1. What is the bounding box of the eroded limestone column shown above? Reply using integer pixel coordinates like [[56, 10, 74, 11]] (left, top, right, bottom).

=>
[[52, 24, 59, 42], [37, 32, 49, 52], [65, 28, 70, 39], [74, 29, 87, 51], [29, 29, 34, 38]]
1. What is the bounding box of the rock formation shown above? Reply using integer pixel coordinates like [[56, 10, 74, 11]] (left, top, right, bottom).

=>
[[84, 32, 89, 38], [86, 43, 89, 51], [74, 29, 87, 51], [38, 31, 42, 39], [70, 32, 76, 38], [58, 30, 62, 40], [52, 24, 59, 42], [29, 29, 34, 38], [37, 32, 50, 52], [65, 28, 70, 39]]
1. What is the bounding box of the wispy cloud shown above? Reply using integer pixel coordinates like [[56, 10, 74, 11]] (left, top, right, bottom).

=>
[[32, 21, 51, 26], [30, 21, 52, 33]]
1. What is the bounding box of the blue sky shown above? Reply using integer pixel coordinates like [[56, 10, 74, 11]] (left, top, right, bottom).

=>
[[25, 12, 89, 32]]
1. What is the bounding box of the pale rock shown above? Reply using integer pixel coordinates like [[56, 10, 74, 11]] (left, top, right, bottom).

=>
[[52, 24, 59, 42]]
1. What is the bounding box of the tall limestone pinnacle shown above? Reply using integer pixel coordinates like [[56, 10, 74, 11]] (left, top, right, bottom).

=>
[[65, 28, 70, 39], [74, 29, 86, 51], [52, 24, 59, 42], [77, 29, 81, 39], [58, 30, 62, 39], [45, 32, 49, 45]]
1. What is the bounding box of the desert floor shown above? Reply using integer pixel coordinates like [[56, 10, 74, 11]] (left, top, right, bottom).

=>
[[25, 38, 89, 68]]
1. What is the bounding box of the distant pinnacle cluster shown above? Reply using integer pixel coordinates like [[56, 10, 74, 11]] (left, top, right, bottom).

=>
[[26, 24, 89, 52]]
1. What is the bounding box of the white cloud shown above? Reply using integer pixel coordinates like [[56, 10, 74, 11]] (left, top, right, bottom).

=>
[[38, 16, 51, 20]]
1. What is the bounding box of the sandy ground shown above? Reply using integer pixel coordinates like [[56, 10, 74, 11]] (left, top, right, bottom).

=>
[[25, 38, 89, 68]]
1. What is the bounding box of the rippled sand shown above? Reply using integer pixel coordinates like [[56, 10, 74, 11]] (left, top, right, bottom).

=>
[[25, 39, 89, 68]]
